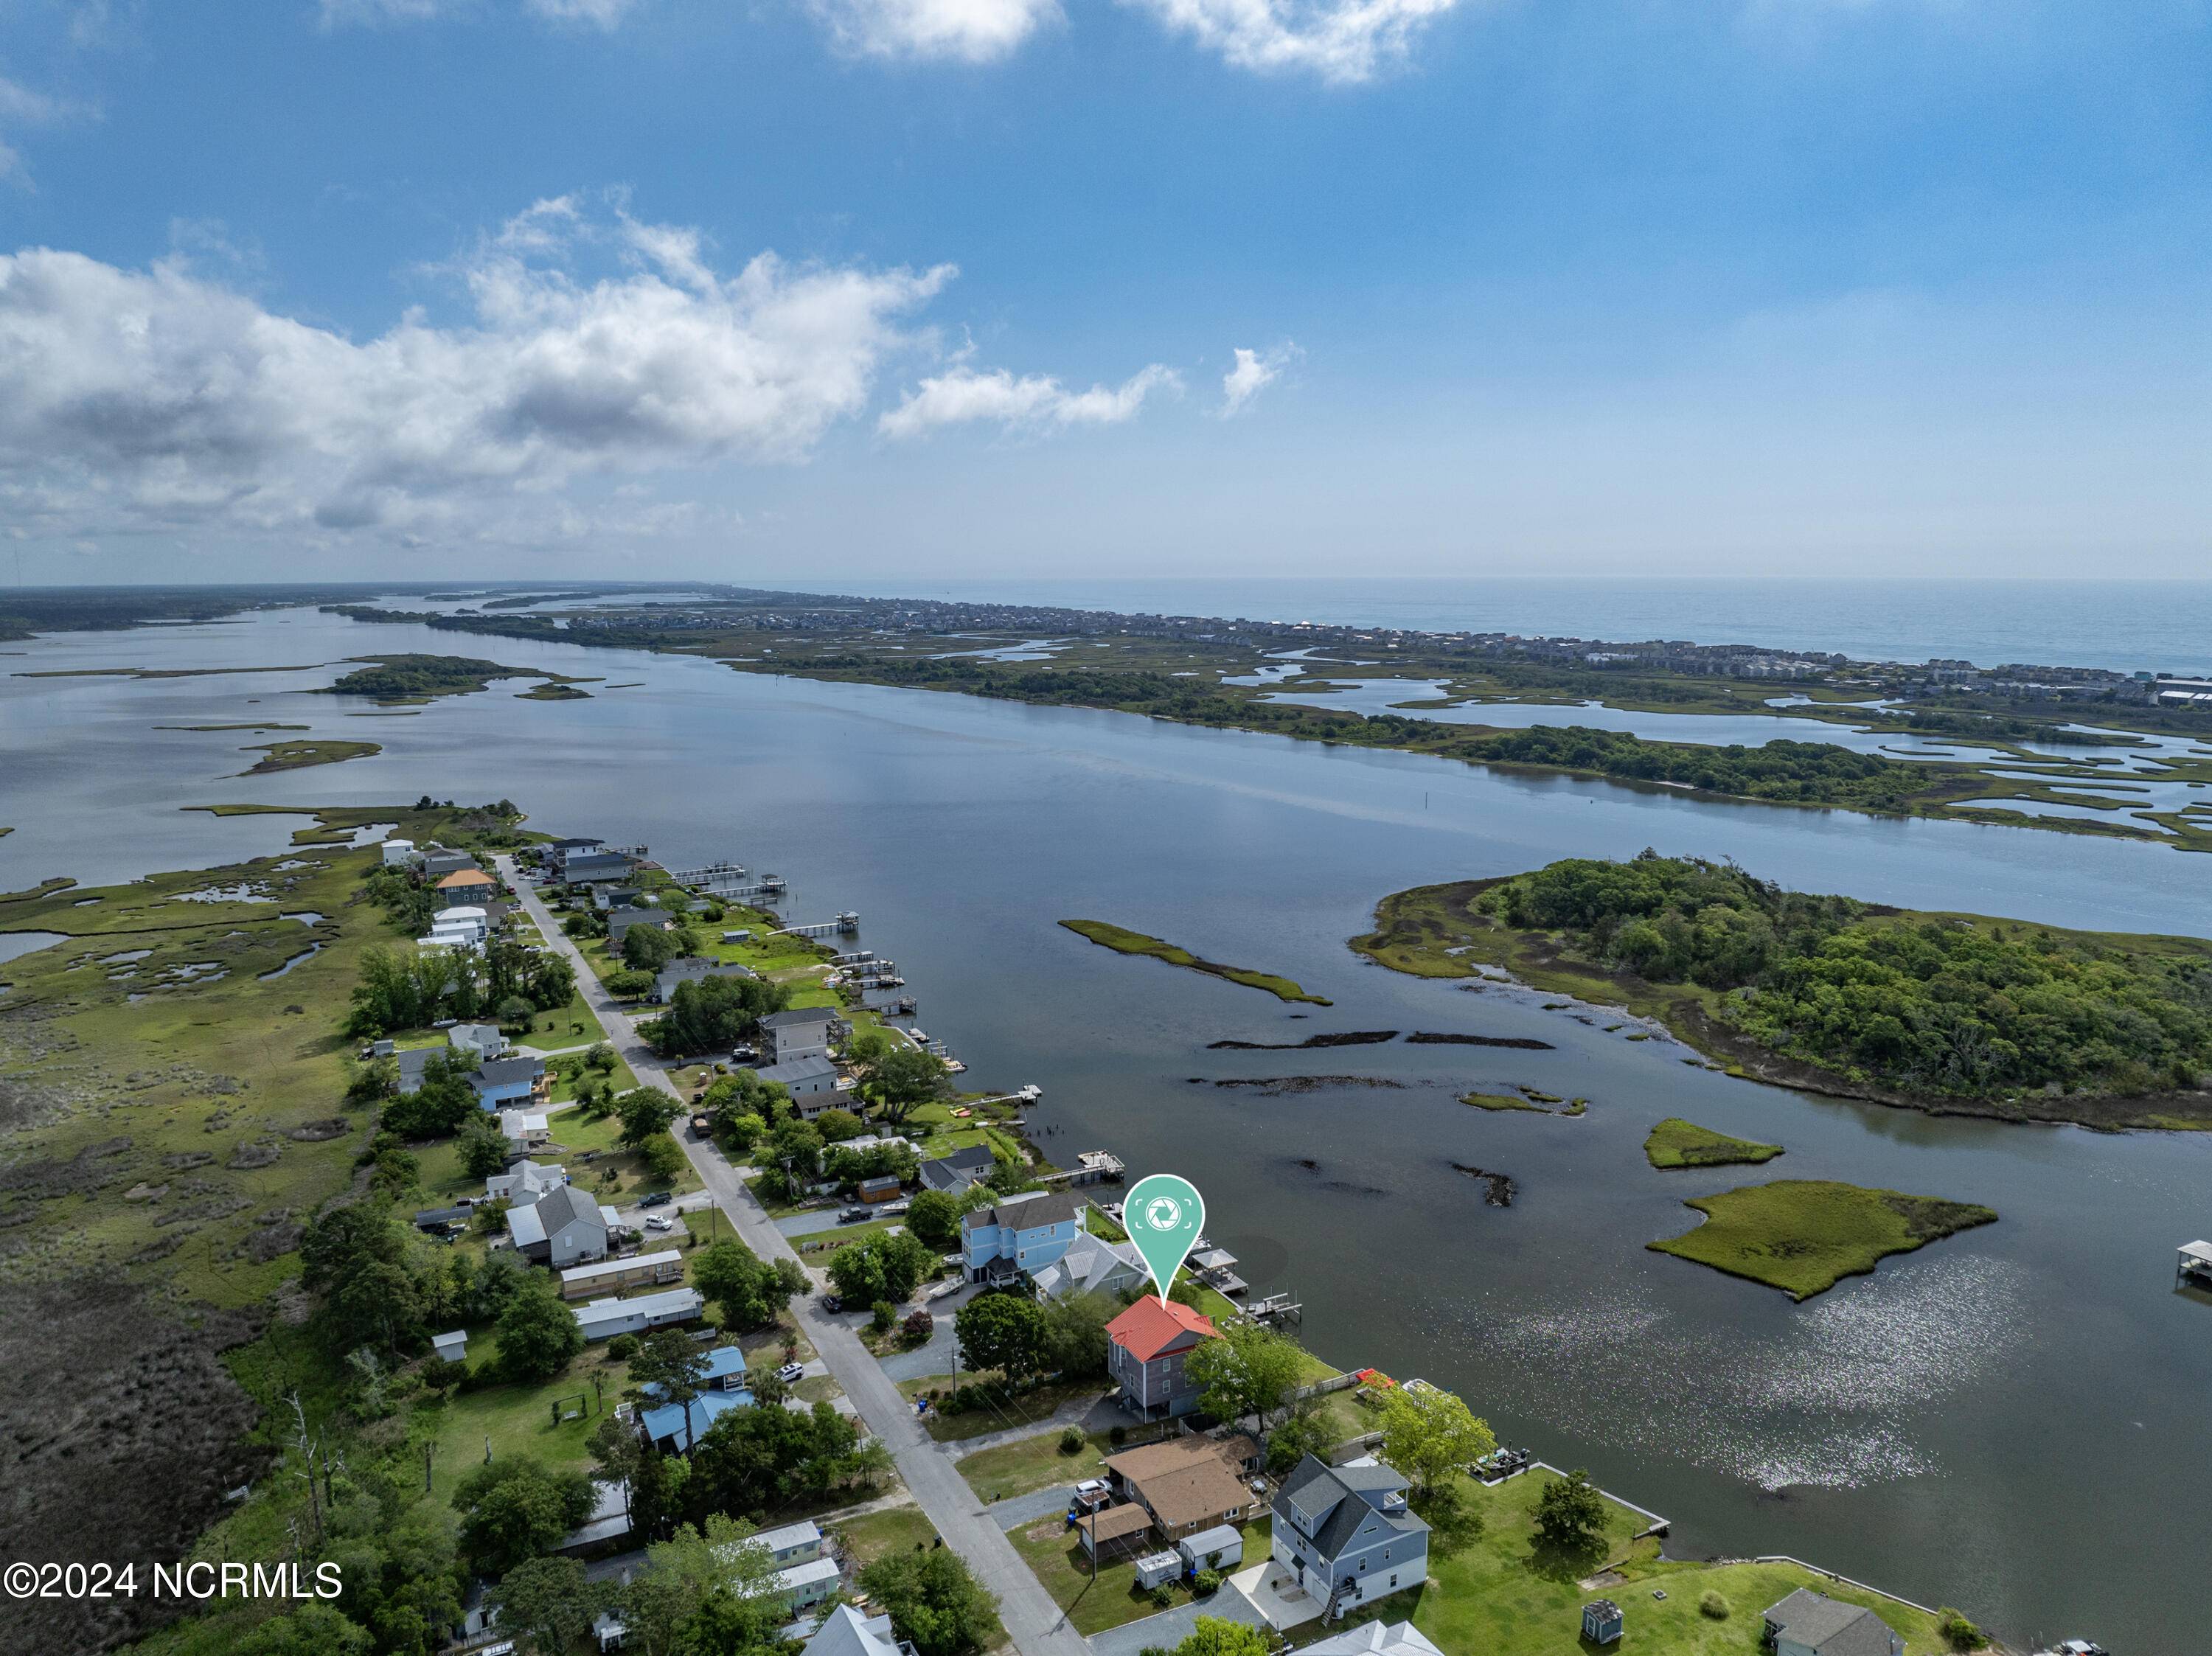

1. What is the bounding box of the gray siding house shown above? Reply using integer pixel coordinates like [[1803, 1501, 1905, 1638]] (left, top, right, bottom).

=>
[[759, 1006, 840, 1065], [507, 1183, 617, 1269], [1270, 1455, 1430, 1618]]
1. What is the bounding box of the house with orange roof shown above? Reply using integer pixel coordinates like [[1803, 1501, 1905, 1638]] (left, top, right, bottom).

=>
[[1106, 1295, 1220, 1420], [436, 866, 498, 907]]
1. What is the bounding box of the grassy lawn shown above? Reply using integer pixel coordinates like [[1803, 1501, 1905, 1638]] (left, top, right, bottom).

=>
[[899, 1375, 1107, 1442], [1644, 1117, 1784, 1170], [420, 1340, 633, 1490], [508, 987, 608, 1051], [959, 1429, 1114, 1502], [1383, 1467, 1954, 1656], [549, 1107, 703, 1199], [827, 1502, 937, 1568], [1008, 1513, 1272, 1636], [1648, 1179, 1997, 1301]]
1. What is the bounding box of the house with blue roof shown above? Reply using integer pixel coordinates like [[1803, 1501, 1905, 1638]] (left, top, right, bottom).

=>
[[638, 1345, 757, 1454]]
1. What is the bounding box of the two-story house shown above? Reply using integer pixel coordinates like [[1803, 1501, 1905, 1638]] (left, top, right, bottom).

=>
[[468, 1054, 549, 1112], [759, 1006, 841, 1065], [959, 1191, 1086, 1285], [507, 1183, 619, 1270], [1104, 1296, 1220, 1419], [1270, 1455, 1430, 1618]]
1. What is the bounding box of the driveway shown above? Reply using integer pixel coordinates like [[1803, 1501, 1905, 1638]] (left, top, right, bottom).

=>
[[1088, 1588, 1271, 1656], [502, 860, 1091, 1656], [988, 1484, 1079, 1531]]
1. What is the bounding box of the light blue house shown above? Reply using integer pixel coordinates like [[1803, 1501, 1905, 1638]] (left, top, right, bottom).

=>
[[639, 1346, 757, 1454], [1270, 1455, 1430, 1618], [959, 1191, 1087, 1285], [467, 1055, 546, 1112]]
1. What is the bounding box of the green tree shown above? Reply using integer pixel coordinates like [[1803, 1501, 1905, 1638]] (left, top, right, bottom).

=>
[[1184, 1320, 1307, 1430], [638, 1131, 686, 1185], [956, 1291, 1049, 1384], [380, 1052, 481, 1141], [692, 1237, 807, 1331], [685, 1401, 860, 1522], [492, 1555, 602, 1653], [858, 1545, 1001, 1656], [585, 1042, 619, 1073], [1377, 1383, 1496, 1497], [826, 1229, 937, 1305], [616, 1087, 681, 1148], [631, 1329, 713, 1452], [815, 1106, 865, 1141], [497, 1270, 585, 1382], [458, 1114, 512, 1179], [1041, 1292, 1116, 1378], [234, 1603, 375, 1656], [858, 1045, 952, 1126], [1531, 1467, 1608, 1556], [905, 1188, 962, 1250], [607, 967, 656, 999], [622, 1515, 779, 1656], [622, 922, 681, 971], [1263, 1401, 1334, 1475], [1172, 1618, 1272, 1656], [451, 1457, 596, 1573]]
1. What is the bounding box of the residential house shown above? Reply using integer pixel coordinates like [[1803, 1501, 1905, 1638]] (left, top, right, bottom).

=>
[[560, 1248, 684, 1300], [800, 1605, 918, 1656], [1105, 1296, 1220, 1419], [427, 906, 489, 950], [573, 1286, 706, 1343], [1032, 1230, 1147, 1301], [759, 1006, 840, 1065], [508, 1182, 617, 1268], [918, 1144, 996, 1194], [753, 1054, 841, 1104], [606, 907, 670, 948], [1302, 1623, 1445, 1656], [420, 849, 479, 881], [470, 1054, 549, 1112], [755, 1521, 824, 1570], [773, 1558, 841, 1615], [486, 1158, 566, 1205], [1270, 1455, 1430, 1618], [380, 838, 417, 867], [639, 1360, 756, 1452], [1761, 1592, 1905, 1656], [655, 956, 759, 1003], [561, 850, 637, 886], [594, 884, 644, 914], [961, 1191, 1086, 1285], [559, 1481, 635, 1554], [395, 1046, 448, 1096], [448, 1023, 507, 1062], [437, 868, 499, 907], [498, 1108, 552, 1152], [1103, 1433, 1262, 1541]]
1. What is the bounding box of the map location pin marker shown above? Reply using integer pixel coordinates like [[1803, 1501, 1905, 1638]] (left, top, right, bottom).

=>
[[1123, 1174, 1206, 1307]]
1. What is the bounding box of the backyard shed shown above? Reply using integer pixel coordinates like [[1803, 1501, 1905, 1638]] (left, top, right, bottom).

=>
[[1178, 1524, 1244, 1573], [1077, 1503, 1157, 1561], [1582, 1600, 1623, 1646]]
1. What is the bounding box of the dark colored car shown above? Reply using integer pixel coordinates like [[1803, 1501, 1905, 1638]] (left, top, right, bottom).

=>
[[819, 1293, 843, 1312], [839, 1206, 872, 1223], [639, 1190, 673, 1208]]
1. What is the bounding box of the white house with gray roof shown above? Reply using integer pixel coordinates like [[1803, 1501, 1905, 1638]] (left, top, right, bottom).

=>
[[487, 1158, 567, 1205], [759, 1006, 841, 1064], [1031, 1229, 1147, 1301], [1271, 1455, 1430, 1618]]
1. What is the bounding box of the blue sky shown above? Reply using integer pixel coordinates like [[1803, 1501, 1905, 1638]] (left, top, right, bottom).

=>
[[1, 0, 2207, 583]]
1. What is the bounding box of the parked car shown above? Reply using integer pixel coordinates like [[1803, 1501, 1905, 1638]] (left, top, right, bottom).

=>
[[645, 1214, 675, 1232], [819, 1293, 843, 1312], [639, 1190, 672, 1207], [838, 1206, 872, 1223], [729, 1044, 759, 1064], [776, 1363, 804, 1384]]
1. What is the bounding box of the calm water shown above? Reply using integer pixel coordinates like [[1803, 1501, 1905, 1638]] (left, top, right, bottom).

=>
[[817, 576, 2212, 677], [6, 607, 2211, 1654]]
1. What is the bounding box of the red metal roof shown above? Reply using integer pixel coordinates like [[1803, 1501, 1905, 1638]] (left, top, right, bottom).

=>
[[1107, 1296, 1219, 1363]]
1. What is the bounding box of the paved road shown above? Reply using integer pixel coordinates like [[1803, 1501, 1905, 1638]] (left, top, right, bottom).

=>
[[504, 860, 1091, 1656]]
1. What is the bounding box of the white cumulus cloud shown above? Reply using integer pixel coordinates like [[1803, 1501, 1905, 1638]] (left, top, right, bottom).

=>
[[879, 362, 1179, 438], [0, 202, 954, 543], [1217, 341, 1300, 415], [1120, 0, 1458, 81], [807, 0, 1062, 62]]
